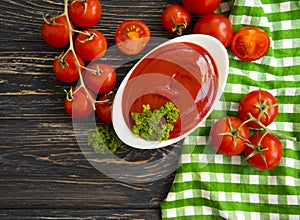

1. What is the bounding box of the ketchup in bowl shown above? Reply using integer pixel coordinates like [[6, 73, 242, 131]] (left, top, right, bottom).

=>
[[112, 34, 229, 149], [122, 42, 219, 139]]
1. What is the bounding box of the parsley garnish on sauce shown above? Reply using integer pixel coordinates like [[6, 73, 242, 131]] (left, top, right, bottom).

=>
[[131, 102, 179, 142]]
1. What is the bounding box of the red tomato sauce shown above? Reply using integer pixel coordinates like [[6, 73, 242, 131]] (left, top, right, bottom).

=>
[[122, 42, 219, 139]]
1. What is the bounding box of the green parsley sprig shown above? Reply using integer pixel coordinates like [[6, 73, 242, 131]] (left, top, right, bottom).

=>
[[88, 125, 122, 154], [131, 101, 179, 142]]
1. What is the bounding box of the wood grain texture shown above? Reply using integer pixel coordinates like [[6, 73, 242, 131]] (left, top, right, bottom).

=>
[[0, 209, 162, 219], [0, 0, 184, 219]]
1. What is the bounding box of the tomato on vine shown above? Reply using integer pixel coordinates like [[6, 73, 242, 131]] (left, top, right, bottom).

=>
[[244, 132, 282, 170], [96, 92, 114, 124], [41, 15, 73, 48], [64, 86, 95, 118], [182, 0, 221, 15], [209, 116, 250, 156], [68, 0, 102, 28], [115, 20, 150, 55], [231, 26, 270, 62], [53, 51, 84, 83], [238, 90, 278, 129], [75, 29, 107, 61], [84, 63, 117, 94], [193, 13, 233, 48], [161, 4, 191, 35]]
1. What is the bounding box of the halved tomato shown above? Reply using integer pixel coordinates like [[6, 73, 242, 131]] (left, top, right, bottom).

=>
[[115, 20, 150, 55], [231, 26, 270, 62]]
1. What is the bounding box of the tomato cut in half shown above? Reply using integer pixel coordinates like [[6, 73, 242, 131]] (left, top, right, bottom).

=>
[[231, 26, 270, 62], [115, 20, 150, 55]]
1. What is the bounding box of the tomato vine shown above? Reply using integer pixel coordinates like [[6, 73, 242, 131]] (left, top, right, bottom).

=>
[[41, 0, 115, 120], [210, 90, 297, 170], [63, 0, 99, 108]]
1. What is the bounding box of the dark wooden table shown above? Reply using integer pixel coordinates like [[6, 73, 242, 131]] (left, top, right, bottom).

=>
[[0, 0, 191, 219]]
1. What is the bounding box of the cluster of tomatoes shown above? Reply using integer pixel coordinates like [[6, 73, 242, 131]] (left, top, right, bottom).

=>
[[161, 0, 270, 62], [41, 0, 152, 123], [40, 0, 272, 124], [209, 90, 296, 170]]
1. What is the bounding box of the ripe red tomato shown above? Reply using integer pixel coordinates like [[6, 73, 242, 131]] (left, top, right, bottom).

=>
[[95, 93, 114, 124], [115, 20, 151, 55], [238, 90, 278, 129], [41, 15, 73, 48], [193, 13, 233, 48], [64, 86, 95, 118], [68, 0, 102, 28], [209, 116, 250, 156], [182, 0, 221, 15], [231, 26, 270, 62], [161, 4, 191, 35], [244, 132, 282, 170], [75, 29, 107, 61], [53, 51, 84, 83], [84, 63, 117, 94]]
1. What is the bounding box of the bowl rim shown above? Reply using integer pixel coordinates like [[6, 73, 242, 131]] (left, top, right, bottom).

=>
[[112, 34, 229, 149]]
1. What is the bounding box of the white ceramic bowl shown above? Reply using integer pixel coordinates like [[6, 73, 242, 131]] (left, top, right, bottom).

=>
[[112, 34, 229, 149]]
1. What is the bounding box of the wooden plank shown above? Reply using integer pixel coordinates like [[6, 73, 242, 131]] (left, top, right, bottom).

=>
[[0, 173, 176, 209], [0, 209, 162, 219]]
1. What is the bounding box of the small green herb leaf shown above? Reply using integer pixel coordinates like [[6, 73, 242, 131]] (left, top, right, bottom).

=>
[[88, 125, 122, 154], [131, 102, 179, 142]]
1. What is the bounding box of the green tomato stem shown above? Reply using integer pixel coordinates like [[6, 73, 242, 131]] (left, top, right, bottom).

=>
[[63, 0, 97, 110], [247, 113, 297, 142]]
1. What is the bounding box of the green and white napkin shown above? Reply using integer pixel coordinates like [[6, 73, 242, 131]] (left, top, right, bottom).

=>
[[161, 0, 300, 219]]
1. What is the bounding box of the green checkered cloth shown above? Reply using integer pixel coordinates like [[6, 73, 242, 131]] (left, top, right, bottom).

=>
[[161, 0, 300, 219]]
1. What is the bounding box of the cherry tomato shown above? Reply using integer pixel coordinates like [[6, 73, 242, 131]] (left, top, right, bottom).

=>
[[209, 116, 250, 156], [84, 63, 117, 94], [161, 4, 191, 35], [75, 29, 107, 61], [53, 51, 84, 83], [231, 26, 270, 62], [193, 13, 233, 48], [238, 90, 278, 129], [244, 132, 282, 170], [68, 0, 102, 28], [41, 15, 73, 48], [115, 20, 150, 55], [182, 0, 221, 15], [95, 93, 114, 124], [64, 86, 95, 118]]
